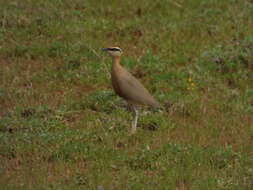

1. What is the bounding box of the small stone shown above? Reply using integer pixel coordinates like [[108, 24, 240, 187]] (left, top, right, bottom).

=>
[[97, 185, 104, 190]]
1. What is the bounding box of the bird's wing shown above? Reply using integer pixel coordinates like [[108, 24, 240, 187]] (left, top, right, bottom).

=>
[[118, 68, 160, 108]]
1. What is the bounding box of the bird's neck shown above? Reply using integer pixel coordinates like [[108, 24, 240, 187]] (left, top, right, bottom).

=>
[[111, 56, 122, 75], [112, 56, 121, 67]]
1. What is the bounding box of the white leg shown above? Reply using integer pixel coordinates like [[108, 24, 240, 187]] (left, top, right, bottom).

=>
[[130, 104, 138, 134]]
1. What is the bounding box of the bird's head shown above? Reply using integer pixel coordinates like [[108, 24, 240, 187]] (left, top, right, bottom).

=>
[[102, 47, 122, 57]]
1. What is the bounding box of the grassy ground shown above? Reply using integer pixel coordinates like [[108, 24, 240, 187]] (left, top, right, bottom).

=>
[[0, 0, 253, 189]]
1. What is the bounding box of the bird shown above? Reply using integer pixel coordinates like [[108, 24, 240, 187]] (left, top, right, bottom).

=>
[[102, 46, 160, 134]]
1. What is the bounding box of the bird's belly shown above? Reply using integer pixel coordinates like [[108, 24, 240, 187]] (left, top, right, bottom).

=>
[[111, 76, 125, 98]]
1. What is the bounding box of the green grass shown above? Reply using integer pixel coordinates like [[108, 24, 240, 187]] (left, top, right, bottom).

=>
[[0, 0, 253, 189]]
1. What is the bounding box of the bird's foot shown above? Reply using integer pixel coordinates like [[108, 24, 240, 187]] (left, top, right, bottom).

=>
[[129, 127, 137, 135]]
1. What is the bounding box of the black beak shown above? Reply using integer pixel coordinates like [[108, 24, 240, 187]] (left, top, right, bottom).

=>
[[102, 48, 108, 51]]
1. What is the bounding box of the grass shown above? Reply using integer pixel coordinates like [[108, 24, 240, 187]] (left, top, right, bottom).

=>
[[0, 0, 253, 189]]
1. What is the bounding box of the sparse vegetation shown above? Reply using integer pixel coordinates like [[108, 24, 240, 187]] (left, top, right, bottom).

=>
[[0, 0, 252, 189]]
